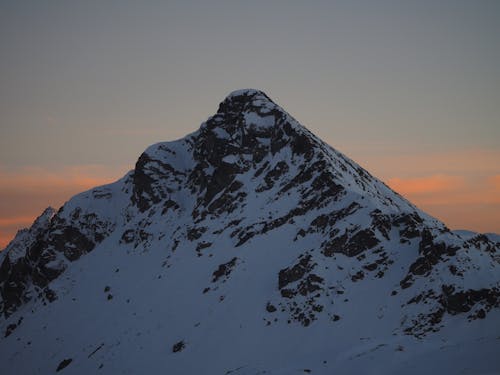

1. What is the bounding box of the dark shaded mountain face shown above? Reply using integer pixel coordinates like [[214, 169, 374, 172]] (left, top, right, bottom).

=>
[[1, 89, 499, 374]]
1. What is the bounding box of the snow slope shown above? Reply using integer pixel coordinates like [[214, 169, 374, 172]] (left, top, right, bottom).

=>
[[1, 89, 499, 374]]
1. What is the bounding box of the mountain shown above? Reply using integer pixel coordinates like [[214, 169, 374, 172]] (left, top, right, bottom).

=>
[[1, 89, 499, 374]]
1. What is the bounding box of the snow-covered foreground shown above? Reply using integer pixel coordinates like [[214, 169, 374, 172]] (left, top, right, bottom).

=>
[[1, 89, 499, 374]]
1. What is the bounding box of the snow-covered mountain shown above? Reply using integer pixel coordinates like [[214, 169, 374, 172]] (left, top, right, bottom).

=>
[[1, 89, 499, 374]]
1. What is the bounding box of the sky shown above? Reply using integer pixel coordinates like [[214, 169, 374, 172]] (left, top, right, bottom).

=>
[[0, 0, 499, 248]]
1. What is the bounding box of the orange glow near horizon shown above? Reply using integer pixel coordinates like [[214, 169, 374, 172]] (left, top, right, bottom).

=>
[[1, 156, 499, 250], [0, 165, 127, 249], [386, 174, 500, 205], [387, 175, 465, 195], [490, 175, 500, 190], [0, 165, 125, 193], [385, 173, 500, 234]]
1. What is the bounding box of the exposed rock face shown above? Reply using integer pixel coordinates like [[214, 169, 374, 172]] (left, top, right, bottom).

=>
[[0, 89, 499, 374], [0, 191, 116, 317]]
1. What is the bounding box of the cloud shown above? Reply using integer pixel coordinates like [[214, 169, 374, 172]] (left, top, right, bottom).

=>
[[387, 174, 500, 205], [342, 146, 500, 180], [0, 216, 36, 227], [0, 164, 128, 249], [0, 165, 126, 194], [386, 173, 500, 233], [489, 175, 500, 190], [387, 175, 464, 195]]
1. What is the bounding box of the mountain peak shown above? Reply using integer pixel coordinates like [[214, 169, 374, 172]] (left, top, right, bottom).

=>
[[199, 89, 302, 144], [222, 88, 272, 105], [1, 91, 499, 374], [225, 88, 269, 99], [216, 88, 278, 119]]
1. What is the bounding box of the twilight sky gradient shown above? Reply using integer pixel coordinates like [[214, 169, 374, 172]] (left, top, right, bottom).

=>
[[1, 1, 499, 248]]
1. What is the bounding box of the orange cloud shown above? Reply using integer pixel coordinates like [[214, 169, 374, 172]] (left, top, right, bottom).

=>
[[0, 165, 126, 194], [343, 146, 500, 179], [387, 175, 464, 195], [489, 175, 500, 190], [386, 172, 500, 233], [0, 164, 129, 250], [387, 174, 500, 205], [0, 216, 36, 227]]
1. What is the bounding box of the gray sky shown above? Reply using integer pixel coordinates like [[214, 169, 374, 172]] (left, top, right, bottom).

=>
[[1, 0, 499, 166]]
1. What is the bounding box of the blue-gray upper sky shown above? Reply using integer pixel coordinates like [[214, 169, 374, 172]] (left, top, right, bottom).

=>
[[1, 0, 499, 166], [0, 0, 499, 240]]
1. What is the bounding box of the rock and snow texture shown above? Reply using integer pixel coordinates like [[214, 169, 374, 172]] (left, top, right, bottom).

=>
[[0, 89, 499, 374]]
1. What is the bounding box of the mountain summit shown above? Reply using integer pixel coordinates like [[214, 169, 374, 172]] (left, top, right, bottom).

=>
[[1, 90, 499, 374]]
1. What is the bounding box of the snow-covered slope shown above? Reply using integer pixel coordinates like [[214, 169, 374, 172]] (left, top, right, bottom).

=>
[[1, 89, 499, 374]]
